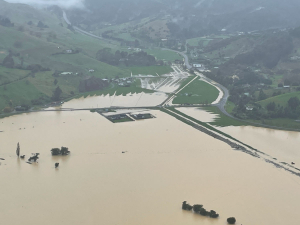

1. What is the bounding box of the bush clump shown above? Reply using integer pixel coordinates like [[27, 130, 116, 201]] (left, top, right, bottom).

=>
[[182, 201, 193, 211], [227, 217, 236, 224], [183, 201, 219, 219], [192, 204, 203, 213], [209, 210, 219, 218], [51, 147, 70, 156]]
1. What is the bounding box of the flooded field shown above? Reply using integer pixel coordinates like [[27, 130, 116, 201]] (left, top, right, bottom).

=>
[[139, 65, 190, 93], [177, 107, 300, 171], [220, 126, 300, 166], [1, 110, 300, 225], [62, 92, 168, 109]]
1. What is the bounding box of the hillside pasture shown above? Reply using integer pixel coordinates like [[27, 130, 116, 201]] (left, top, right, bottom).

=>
[[145, 49, 182, 62], [258, 92, 300, 108], [129, 66, 173, 76]]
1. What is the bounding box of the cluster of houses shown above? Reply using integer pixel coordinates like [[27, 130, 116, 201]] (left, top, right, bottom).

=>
[[106, 77, 134, 87], [193, 64, 202, 68]]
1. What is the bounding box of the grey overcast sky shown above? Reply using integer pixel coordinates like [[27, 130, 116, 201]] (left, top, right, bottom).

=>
[[4, 0, 85, 8]]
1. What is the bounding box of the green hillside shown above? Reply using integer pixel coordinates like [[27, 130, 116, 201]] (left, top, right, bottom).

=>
[[0, 0, 141, 113], [258, 92, 300, 108]]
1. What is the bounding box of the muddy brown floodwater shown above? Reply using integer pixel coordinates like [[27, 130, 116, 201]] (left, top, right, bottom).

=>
[[178, 107, 300, 166], [62, 92, 168, 109], [1, 110, 300, 225]]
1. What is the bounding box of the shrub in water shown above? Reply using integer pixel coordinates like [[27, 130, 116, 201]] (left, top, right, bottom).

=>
[[209, 210, 219, 218], [182, 201, 193, 211], [193, 204, 203, 213], [199, 208, 208, 216], [227, 217, 236, 224]]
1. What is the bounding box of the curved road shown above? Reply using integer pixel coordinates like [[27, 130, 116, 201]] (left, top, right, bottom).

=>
[[166, 48, 231, 115], [62, 12, 300, 131], [63, 11, 230, 117]]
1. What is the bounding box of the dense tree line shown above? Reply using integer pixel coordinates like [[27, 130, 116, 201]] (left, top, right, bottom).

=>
[[234, 96, 300, 120], [96, 48, 156, 66], [182, 201, 219, 218], [78, 76, 109, 92], [0, 16, 14, 27]]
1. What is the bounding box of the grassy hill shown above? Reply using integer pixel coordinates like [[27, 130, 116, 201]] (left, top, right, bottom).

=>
[[258, 92, 300, 108], [0, 1, 142, 112]]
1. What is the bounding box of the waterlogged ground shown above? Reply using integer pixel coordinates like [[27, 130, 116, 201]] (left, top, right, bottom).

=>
[[62, 92, 168, 109], [139, 65, 190, 94], [177, 107, 300, 169], [1, 110, 300, 225]]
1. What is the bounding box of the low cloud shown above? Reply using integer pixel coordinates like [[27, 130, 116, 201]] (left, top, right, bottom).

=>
[[4, 0, 85, 9]]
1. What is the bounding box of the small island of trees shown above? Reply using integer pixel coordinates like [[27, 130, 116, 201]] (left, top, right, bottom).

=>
[[51, 147, 70, 156], [182, 201, 219, 218]]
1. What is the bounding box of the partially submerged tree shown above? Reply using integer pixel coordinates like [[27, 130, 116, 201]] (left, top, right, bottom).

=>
[[61, 147, 70, 155], [51, 148, 61, 155], [16, 142, 20, 157], [192, 204, 203, 213], [227, 217, 236, 224], [199, 208, 208, 216], [209, 210, 219, 218], [182, 201, 193, 211], [51, 147, 70, 156]]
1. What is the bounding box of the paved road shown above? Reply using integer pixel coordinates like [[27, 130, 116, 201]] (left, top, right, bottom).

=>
[[63, 11, 111, 42], [63, 11, 230, 113], [168, 48, 231, 114], [62, 12, 300, 131]]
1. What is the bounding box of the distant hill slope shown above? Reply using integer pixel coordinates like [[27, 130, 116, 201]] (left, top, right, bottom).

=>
[[70, 0, 300, 39], [0, 0, 132, 113], [0, 1, 128, 76]]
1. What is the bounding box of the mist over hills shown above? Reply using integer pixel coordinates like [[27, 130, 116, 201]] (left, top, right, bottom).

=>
[[66, 0, 300, 38], [3, 0, 300, 35], [4, 0, 84, 9]]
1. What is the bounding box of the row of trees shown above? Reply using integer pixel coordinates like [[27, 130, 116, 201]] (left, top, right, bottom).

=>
[[182, 201, 219, 218], [2, 52, 50, 73], [182, 201, 236, 224], [264, 97, 300, 119], [51, 147, 70, 156]]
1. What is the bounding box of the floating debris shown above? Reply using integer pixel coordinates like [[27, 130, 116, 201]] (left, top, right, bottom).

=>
[[55, 163, 59, 168], [28, 153, 39, 162], [0, 158, 5, 160], [20, 155, 25, 159], [26, 162, 32, 164]]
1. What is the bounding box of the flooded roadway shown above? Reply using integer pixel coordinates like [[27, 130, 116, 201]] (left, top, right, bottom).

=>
[[177, 107, 300, 168], [1, 110, 300, 225]]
